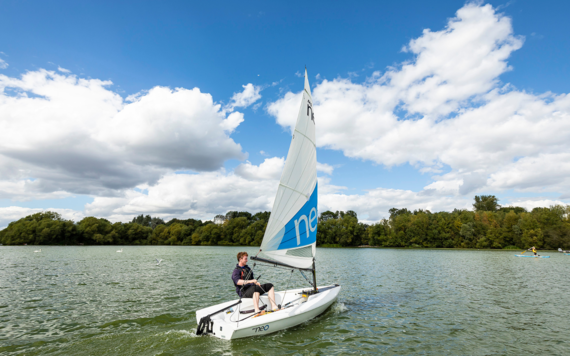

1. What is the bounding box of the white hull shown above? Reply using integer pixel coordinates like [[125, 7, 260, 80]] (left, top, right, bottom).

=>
[[195, 284, 340, 340]]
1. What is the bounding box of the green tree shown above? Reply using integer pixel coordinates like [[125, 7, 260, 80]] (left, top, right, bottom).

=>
[[77, 217, 114, 244], [473, 195, 500, 212]]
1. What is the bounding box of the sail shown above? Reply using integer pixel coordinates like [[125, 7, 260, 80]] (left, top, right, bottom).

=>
[[259, 69, 317, 269]]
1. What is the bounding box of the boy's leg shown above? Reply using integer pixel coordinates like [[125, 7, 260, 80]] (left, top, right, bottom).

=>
[[253, 292, 261, 313], [268, 286, 279, 310]]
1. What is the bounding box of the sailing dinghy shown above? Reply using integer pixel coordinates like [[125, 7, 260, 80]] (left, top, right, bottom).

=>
[[195, 69, 341, 340]]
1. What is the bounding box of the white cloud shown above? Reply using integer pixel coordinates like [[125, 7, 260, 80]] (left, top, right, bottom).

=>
[[84, 169, 280, 222], [225, 83, 262, 111], [219, 112, 244, 133], [267, 3, 570, 199], [504, 199, 567, 211], [0, 59, 8, 69], [317, 162, 334, 175], [3, 2, 568, 227], [235, 157, 284, 180], [0, 206, 85, 230], [57, 66, 70, 73], [320, 187, 472, 224], [0, 69, 246, 199], [266, 91, 302, 134]]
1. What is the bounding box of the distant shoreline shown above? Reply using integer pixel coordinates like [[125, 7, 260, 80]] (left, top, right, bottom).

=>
[[3, 203, 570, 251], [1, 244, 562, 252]]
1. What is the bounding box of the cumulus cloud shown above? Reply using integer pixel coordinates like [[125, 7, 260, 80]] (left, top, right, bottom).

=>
[[317, 162, 334, 175], [0, 206, 85, 230], [504, 199, 568, 212], [0, 69, 246, 199], [320, 187, 472, 224], [80, 161, 451, 224], [234, 157, 284, 180], [267, 91, 301, 134], [225, 83, 262, 111], [84, 169, 280, 222], [267, 3, 570, 201], [4, 2, 569, 227]]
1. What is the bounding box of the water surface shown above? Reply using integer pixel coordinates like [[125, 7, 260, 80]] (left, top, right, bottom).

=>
[[1, 246, 569, 355]]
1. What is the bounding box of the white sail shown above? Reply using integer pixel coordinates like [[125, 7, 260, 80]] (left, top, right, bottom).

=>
[[259, 69, 317, 269]]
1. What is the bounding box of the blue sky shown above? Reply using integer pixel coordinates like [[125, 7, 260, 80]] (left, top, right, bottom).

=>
[[1, 0, 570, 226]]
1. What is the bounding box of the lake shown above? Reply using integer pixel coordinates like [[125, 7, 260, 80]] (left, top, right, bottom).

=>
[[1, 246, 569, 355]]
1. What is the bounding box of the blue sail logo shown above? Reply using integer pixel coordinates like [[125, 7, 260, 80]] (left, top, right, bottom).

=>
[[277, 184, 318, 250]]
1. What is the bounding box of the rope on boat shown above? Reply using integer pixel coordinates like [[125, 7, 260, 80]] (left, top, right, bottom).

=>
[[299, 269, 315, 288], [278, 269, 294, 311]]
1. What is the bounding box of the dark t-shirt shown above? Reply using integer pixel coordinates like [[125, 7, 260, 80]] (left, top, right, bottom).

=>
[[231, 264, 253, 297]]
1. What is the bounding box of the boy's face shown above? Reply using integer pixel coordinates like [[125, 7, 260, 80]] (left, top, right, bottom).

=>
[[240, 255, 248, 264]]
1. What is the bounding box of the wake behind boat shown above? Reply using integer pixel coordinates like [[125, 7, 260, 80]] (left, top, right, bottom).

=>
[[195, 69, 340, 340]]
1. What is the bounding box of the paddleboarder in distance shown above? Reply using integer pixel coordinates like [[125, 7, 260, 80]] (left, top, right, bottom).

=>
[[231, 252, 280, 315], [527, 246, 538, 256]]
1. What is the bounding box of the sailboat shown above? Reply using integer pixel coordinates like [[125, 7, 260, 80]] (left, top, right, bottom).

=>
[[195, 69, 341, 340]]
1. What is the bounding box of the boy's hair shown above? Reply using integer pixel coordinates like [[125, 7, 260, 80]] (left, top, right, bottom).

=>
[[237, 251, 248, 261]]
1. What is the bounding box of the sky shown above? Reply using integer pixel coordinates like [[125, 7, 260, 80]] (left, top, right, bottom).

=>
[[1, 0, 570, 228]]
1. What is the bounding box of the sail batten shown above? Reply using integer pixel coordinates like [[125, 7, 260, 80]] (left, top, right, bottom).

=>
[[259, 69, 317, 269], [294, 127, 316, 145], [278, 183, 309, 199]]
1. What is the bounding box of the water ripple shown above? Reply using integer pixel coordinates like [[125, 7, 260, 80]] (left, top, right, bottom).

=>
[[1, 246, 569, 355]]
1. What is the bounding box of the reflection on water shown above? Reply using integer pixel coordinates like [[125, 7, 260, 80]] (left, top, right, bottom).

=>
[[1, 246, 569, 355]]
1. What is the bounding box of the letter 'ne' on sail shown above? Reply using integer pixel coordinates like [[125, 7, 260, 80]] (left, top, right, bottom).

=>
[[257, 68, 318, 269]]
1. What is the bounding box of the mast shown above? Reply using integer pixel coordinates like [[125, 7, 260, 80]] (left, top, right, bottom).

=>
[[312, 259, 317, 293]]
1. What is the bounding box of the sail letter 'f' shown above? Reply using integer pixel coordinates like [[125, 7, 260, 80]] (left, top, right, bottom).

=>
[[259, 69, 317, 269]]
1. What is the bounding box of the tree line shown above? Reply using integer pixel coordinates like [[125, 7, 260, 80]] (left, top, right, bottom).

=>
[[1, 196, 569, 249]]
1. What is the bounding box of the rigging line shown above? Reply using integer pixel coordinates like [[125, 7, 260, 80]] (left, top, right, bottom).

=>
[[255, 263, 315, 287], [299, 269, 314, 287], [280, 269, 295, 309], [255, 264, 315, 288], [294, 129, 316, 148]]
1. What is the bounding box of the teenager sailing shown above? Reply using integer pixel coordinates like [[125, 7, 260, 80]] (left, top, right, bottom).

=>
[[231, 252, 280, 315]]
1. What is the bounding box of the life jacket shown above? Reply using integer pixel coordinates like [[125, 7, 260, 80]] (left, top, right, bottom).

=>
[[233, 265, 253, 286]]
